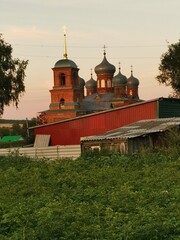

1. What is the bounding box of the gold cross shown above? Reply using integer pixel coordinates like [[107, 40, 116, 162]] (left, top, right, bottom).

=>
[[118, 62, 121, 70], [103, 45, 106, 54], [90, 68, 93, 77]]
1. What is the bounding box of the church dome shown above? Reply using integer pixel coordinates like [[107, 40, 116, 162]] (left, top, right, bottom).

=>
[[78, 76, 85, 88], [94, 51, 116, 75], [127, 70, 139, 87], [85, 74, 97, 90], [112, 67, 127, 87], [54, 59, 78, 68]]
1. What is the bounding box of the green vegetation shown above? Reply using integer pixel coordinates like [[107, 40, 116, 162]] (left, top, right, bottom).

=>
[[0, 118, 36, 148], [0, 149, 179, 240], [0, 34, 28, 115], [156, 39, 180, 96]]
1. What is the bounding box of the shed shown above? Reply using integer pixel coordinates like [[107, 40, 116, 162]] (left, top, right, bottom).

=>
[[81, 118, 180, 154], [30, 98, 180, 146]]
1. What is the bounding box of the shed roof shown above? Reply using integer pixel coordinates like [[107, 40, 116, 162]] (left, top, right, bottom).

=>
[[0, 135, 23, 143], [31, 97, 180, 130], [81, 118, 180, 142]]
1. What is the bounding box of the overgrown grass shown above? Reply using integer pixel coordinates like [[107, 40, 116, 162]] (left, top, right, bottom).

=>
[[0, 148, 179, 240]]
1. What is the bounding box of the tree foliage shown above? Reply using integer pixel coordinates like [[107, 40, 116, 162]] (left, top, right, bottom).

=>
[[0, 118, 36, 147], [157, 40, 180, 95], [0, 34, 28, 115], [0, 150, 179, 239]]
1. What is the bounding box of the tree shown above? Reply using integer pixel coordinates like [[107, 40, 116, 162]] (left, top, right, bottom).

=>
[[0, 126, 10, 137], [156, 39, 180, 96], [12, 122, 21, 135], [0, 34, 28, 115]]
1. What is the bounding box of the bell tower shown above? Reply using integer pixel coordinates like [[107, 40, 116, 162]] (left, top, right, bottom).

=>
[[49, 27, 81, 111], [38, 27, 85, 123]]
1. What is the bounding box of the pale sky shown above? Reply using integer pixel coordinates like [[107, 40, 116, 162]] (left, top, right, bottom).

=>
[[1, 0, 179, 120]]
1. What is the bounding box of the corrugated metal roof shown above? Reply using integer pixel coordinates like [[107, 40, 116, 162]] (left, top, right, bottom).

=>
[[0, 135, 23, 142], [81, 118, 180, 142], [32, 97, 180, 130], [32, 97, 161, 129]]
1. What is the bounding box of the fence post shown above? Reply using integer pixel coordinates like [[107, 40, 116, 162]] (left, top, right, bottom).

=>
[[35, 148, 37, 159], [57, 145, 60, 159]]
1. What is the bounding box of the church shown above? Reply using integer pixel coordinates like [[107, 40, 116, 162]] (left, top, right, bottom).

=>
[[38, 32, 142, 124]]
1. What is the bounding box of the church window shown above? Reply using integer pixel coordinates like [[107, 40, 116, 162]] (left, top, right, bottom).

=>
[[101, 79, 105, 88], [97, 80, 100, 88], [60, 73, 66, 86], [59, 98, 65, 108]]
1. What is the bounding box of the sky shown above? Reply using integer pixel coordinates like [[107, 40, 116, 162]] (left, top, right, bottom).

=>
[[1, 0, 180, 120]]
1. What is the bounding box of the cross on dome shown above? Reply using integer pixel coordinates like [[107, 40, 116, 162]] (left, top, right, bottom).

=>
[[90, 68, 93, 77], [103, 45, 106, 55], [118, 62, 121, 71], [131, 65, 133, 75]]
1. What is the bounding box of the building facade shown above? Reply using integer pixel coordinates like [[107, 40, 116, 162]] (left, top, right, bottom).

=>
[[81, 118, 180, 154], [38, 34, 142, 124], [31, 98, 180, 146]]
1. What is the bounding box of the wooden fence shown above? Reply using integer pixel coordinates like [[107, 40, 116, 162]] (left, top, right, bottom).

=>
[[0, 145, 81, 160]]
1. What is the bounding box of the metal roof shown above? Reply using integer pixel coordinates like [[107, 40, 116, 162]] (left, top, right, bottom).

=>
[[81, 118, 180, 142], [54, 59, 78, 69], [32, 97, 180, 129], [82, 93, 113, 110], [0, 135, 24, 143]]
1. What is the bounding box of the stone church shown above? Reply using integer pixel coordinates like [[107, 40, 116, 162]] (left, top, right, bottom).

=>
[[38, 32, 142, 124]]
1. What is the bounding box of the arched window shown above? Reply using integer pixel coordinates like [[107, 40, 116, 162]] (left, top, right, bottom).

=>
[[97, 80, 100, 88], [59, 98, 65, 108], [101, 79, 105, 88], [59, 73, 66, 86]]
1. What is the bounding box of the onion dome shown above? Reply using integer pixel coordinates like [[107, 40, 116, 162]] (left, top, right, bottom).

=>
[[94, 49, 116, 75], [85, 72, 97, 90], [54, 59, 78, 68], [78, 76, 85, 89], [112, 64, 127, 87], [127, 68, 139, 87]]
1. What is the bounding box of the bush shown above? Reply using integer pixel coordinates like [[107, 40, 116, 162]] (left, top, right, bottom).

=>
[[0, 151, 179, 239]]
